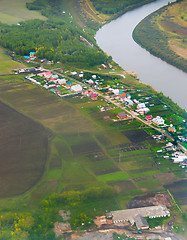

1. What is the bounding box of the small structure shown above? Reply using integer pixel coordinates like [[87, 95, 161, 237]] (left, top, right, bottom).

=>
[[38, 71, 52, 79], [168, 126, 176, 133], [101, 64, 107, 69], [134, 215, 149, 230], [103, 116, 110, 121], [152, 116, 165, 126], [66, 81, 73, 88], [117, 112, 128, 119], [58, 79, 66, 85], [91, 93, 98, 100], [119, 91, 127, 98], [145, 115, 153, 121], [30, 51, 36, 58], [78, 73, 84, 78], [92, 75, 97, 79], [51, 74, 59, 81], [137, 103, 146, 109], [71, 84, 82, 93], [125, 99, 134, 106], [87, 79, 94, 84]]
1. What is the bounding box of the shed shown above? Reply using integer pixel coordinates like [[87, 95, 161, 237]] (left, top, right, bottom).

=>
[[134, 215, 149, 230], [117, 112, 128, 119]]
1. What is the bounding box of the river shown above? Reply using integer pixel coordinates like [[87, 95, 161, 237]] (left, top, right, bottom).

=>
[[95, 0, 187, 111]]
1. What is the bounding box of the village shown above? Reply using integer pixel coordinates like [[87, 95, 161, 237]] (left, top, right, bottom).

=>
[[15, 51, 187, 174]]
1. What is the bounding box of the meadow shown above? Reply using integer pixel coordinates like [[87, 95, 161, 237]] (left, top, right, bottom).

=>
[[0, 0, 46, 24], [0, 47, 26, 74]]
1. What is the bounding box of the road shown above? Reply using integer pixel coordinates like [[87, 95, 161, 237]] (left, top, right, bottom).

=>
[[38, 67, 187, 153], [54, 70, 176, 141]]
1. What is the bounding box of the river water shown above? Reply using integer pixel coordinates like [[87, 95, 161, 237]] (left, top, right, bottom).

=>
[[95, 0, 187, 111]]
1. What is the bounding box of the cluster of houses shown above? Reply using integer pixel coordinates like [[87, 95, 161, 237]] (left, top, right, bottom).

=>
[[157, 142, 187, 169], [26, 71, 98, 100]]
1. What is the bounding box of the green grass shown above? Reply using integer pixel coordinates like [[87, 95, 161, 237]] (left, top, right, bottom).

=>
[[97, 171, 129, 182], [0, 0, 46, 24], [0, 47, 26, 74]]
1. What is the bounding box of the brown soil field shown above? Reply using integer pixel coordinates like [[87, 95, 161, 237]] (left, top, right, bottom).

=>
[[0, 101, 49, 197], [161, 21, 187, 36], [169, 40, 187, 59]]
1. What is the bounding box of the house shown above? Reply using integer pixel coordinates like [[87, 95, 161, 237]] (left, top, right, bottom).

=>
[[91, 93, 98, 100], [101, 64, 107, 69], [145, 115, 153, 121], [137, 103, 146, 109], [119, 91, 127, 98], [168, 126, 176, 133], [30, 52, 36, 58], [87, 79, 94, 84], [134, 215, 149, 230], [71, 71, 77, 76], [113, 89, 119, 95], [152, 116, 165, 125], [136, 107, 150, 114], [117, 111, 128, 119], [172, 155, 187, 163], [125, 99, 134, 106], [71, 84, 82, 93], [38, 71, 52, 79], [58, 79, 66, 85], [78, 74, 84, 78], [92, 75, 97, 79], [66, 81, 73, 88], [50, 74, 58, 81]]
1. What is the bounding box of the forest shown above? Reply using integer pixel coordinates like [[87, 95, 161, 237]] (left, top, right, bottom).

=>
[[90, 0, 156, 14], [0, 0, 108, 67]]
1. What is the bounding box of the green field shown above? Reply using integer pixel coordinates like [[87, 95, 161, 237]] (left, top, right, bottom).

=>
[[0, 0, 46, 24], [0, 47, 26, 74]]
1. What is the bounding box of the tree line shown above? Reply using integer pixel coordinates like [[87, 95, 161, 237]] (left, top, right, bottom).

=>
[[90, 0, 156, 14]]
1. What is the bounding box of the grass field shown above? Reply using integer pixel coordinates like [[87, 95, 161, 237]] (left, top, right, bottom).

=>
[[0, 47, 26, 74], [0, 0, 46, 24]]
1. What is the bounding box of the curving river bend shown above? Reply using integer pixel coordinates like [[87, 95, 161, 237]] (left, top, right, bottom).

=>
[[95, 0, 187, 111]]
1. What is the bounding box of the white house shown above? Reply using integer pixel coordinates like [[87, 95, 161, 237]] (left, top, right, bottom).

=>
[[71, 84, 82, 93], [137, 103, 146, 109], [152, 116, 165, 125], [58, 79, 66, 85]]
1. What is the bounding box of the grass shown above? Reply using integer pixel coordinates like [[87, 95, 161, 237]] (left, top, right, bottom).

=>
[[0, 47, 26, 74], [0, 0, 46, 24], [97, 171, 129, 182]]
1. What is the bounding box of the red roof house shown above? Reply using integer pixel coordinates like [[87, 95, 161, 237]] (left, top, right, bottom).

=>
[[91, 93, 98, 100], [145, 115, 153, 121]]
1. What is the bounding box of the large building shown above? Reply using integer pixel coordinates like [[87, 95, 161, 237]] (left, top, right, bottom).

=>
[[107, 205, 170, 226]]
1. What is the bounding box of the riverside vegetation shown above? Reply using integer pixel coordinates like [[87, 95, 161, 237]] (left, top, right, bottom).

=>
[[0, 0, 187, 239]]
